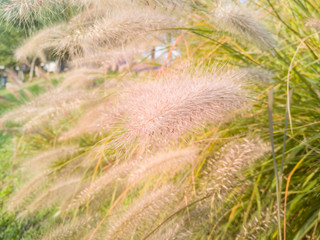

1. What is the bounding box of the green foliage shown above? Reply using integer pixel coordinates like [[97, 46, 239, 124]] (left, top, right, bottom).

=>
[[0, 132, 14, 202], [0, 81, 47, 117], [25, 83, 45, 97], [0, 211, 52, 240]]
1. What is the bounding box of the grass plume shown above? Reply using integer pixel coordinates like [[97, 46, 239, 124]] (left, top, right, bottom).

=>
[[0, 88, 94, 132], [15, 24, 63, 62], [60, 68, 105, 90], [213, 3, 277, 50], [8, 170, 49, 211], [40, 216, 95, 240], [27, 177, 81, 213], [104, 185, 178, 240], [236, 208, 278, 240], [306, 18, 320, 30], [71, 41, 157, 71], [117, 70, 248, 146], [59, 101, 115, 140], [203, 137, 269, 197], [128, 148, 198, 183], [66, 160, 136, 211]]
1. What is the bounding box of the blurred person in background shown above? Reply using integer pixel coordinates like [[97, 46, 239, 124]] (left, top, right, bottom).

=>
[[0, 69, 8, 88]]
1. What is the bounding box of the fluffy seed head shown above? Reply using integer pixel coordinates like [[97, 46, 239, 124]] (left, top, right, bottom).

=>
[[230, 67, 274, 84], [148, 219, 192, 240], [15, 24, 63, 62], [40, 216, 95, 240], [27, 177, 81, 213], [0, 0, 58, 25], [59, 99, 117, 140], [306, 18, 320, 30], [21, 146, 79, 175], [0, 88, 94, 132], [116, 70, 248, 146], [71, 40, 157, 70], [60, 67, 105, 90], [213, 4, 277, 50], [70, 0, 183, 10], [8, 146, 79, 211], [104, 185, 177, 240], [8, 171, 49, 211], [236, 208, 278, 240], [66, 160, 136, 210], [128, 148, 198, 183], [52, 6, 178, 59], [203, 137, 269, 196], [83, 7, 178, 48]]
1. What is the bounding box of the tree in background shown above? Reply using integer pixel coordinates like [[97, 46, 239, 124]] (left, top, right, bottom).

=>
[[0, 24, 26, 67]]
